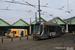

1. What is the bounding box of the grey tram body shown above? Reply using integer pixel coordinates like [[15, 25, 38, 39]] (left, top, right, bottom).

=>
[[33, 22, 62, 39]]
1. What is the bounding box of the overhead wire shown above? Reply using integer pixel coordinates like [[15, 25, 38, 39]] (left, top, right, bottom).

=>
[[41, 12, 57, 23], [67, 0, 69, 11], [0, 9, 34, 14], [23, 0, 36, 8], [67, 0, 74, 16], [4, 0, 36, 8], [1, 0, 74, 18], [42, 0, 74, 17], [1, 0, 56, 13], [0, 0, 37, 13], [0, 0, 60, 23]]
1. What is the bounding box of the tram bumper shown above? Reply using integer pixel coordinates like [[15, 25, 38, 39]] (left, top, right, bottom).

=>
[[33, 35, 41, 39]]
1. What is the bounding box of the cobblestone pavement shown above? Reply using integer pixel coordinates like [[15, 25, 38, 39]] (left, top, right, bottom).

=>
[[0, 33, 75, 50]]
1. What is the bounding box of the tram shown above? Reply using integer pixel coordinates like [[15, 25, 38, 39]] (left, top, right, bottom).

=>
[[33, 22, 62, 39], [6, 29, 27, 38]]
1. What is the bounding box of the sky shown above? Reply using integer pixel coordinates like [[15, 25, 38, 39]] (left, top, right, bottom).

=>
[[0, 0, 75, 24]]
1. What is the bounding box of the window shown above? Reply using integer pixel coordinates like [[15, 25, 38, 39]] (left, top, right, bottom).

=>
[[54, 26, 61, 33], [33, 25, 40, 33], [54, 26, 58, 32], [47, 26, 50, 33], [44, 26, 47, 34], [13, 31, 16, 34], [49, 26, 54, 32], [40, 26, 43, 34]]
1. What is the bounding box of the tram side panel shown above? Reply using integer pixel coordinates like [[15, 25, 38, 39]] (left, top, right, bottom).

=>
[[40, 26, 62, 39]]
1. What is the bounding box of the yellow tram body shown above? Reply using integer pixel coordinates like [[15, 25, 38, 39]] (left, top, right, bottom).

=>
[[7, 29, 27, 38]]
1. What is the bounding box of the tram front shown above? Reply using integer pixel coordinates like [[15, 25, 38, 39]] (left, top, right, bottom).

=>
[[33, 22, 43, 39]]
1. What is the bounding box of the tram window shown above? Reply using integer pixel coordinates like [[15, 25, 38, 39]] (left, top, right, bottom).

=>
[[47, 26, 50, 33], [58, 27, 61, 32], [49, 26, 54, 32], [40, 26, 43, 34], [54, 27, 58, 32], [54, 26, 61, 32], [44, 26, 47, 34], [13, 31, 16, 34]]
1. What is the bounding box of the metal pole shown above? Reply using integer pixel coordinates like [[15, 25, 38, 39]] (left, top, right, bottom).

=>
[[30, 18, 31, 35], [35, 12, 37, 23], [2, 38, 3, 43], [27, 35, 28, 40], [30, 18, 31, 25], [66, 24, 68, 31], [20, 37, 21, 41], [38, 0, 41, 22], [11, 38, 13, 42]]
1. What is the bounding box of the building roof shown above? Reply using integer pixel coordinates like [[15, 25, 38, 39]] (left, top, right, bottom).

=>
[[63, 17, 75, 24], [0, 18, 11, 26], [35, 22, 60, 26], [63, 17, 75, 23], [12, 19, 29, 26], [48, 17, 67, 24], [48, 17, 58, 23], [31, 17, 47, 24]]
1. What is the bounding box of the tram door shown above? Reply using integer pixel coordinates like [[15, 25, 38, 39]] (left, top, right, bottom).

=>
[[43, 26, 48, 38], [19, 30, 21, 37]]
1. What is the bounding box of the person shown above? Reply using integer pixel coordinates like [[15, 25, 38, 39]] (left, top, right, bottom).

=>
[[21, 31, 23, 37]]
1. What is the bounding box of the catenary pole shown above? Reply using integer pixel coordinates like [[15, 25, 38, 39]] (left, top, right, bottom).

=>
[[35, 12, 37, 23], [38, 0, 41, 22]]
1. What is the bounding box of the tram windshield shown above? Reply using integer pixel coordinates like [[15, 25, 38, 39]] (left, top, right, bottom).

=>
[[33, 25, 40, 33]]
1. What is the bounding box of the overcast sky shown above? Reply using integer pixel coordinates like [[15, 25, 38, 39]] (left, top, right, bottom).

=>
[[0, 0, 75, 24]]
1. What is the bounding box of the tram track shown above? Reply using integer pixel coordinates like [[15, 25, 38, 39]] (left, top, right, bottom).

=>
[[11, 39, 51, 50], [24, 39, 50, 50], [0, 34, 75, 50], [24, 34, 75, 50]]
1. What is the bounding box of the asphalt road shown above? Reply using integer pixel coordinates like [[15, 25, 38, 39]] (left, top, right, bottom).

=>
[[0, 33, 75, 50]]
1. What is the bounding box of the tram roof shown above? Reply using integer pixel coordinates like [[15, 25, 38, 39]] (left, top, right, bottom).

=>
[[35, 22, 60, 26]]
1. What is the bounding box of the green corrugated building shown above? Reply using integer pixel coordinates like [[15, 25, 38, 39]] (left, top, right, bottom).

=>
[[12, 19, 29, 26], [0, 18, 11, 36], [48, 17, 67, 24], [31, 17, 47, 24], [64, 17, 75, 33], [11, 19, 30, 35]]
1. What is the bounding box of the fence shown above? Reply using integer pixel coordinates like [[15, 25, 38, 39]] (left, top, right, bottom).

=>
[[0, 36, 33, 43]]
